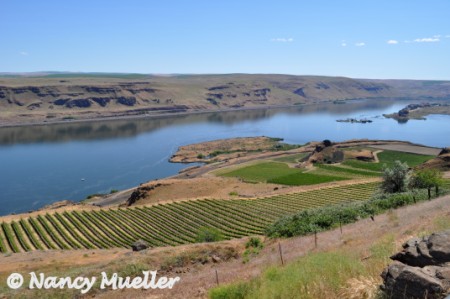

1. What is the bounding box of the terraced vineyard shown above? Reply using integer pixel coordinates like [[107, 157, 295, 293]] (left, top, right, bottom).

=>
[[0, 182, 379, 253]]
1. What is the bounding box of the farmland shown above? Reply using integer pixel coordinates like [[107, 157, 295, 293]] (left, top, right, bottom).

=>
[[217, 150, 435, 186], [342, 150, 435, 172], [0, 182, 378, 253], [219, 162, 348, 185]]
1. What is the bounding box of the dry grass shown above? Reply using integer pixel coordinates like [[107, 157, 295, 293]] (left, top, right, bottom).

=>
[[339, 276, 380, 299]]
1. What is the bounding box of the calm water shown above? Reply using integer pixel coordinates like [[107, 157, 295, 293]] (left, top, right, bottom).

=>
[[1, 98, 449, 215]]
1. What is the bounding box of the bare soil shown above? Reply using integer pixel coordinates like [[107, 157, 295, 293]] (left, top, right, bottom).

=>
[[370, 143, 441, 155], [169, 136, 289, 163], [127, 176, 381, 207]]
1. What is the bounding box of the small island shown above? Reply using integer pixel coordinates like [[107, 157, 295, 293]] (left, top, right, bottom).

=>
[[336, 118, 373, 123], [384, 102, 450, 122]]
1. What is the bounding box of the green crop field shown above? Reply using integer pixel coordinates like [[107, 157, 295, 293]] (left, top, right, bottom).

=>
[[220, 150, 434, 186], [268, 172, 347, 185], [342, 150, 434, 172], [220, 162, 348, 185], [272, 153, 309, 163], [0, 182, 378, 253], [313, 164, 380, 177]]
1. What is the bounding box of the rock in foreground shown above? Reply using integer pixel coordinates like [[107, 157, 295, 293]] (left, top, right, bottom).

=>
[[381, 230, 450, 298]]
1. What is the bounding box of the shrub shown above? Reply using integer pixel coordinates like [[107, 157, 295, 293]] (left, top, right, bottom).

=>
[[243, 237, 264, 263], [245, 237, 263, 249], [380, 161, 410, 193], [266, 188, 441, 239], [195, 227, 224, 243], [410, 168, 444, 199], [323, 139, 332, 147], [209, 282, 250, 299]]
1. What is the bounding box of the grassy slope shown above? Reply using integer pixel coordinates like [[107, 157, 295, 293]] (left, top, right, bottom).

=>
[[209, 205, 450, 299], [272, 153, 309, 163]]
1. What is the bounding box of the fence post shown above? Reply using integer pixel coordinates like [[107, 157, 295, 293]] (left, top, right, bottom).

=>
[[339, 215, 343, 234], [278, 242, 284, 265], [215, 269, 219, 285], [314, 230, 318, 248]]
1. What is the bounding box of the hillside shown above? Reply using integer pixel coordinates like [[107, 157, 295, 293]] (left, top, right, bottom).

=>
[[1, 191, 449, 298], [0, 73, 431, 126], [2, 73, 450, 127]]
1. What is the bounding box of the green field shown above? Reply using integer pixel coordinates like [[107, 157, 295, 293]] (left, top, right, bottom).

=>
[[220, 150, 435, 186], [342, 150, 435, 172], [314, 164, 380, 177], [220, 162, 347, 186], [272, 153, 309, 163], [0, 182, 378, 253], [269, 172, 347, 185]]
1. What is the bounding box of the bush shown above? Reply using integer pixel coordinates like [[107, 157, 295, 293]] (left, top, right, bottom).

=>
[[323, 139, 332, 147], [245, 237, 263, 249], [410, 168, 444, 198], [195, 227, 224, 243], [243, 237, 264, 263], [380, 160, 410, 193], [266, 188, 440, 238], [209, 282, 250, 299]]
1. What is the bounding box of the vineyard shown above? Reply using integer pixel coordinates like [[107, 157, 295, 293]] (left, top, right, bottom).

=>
[[0, 182, 378, 253]]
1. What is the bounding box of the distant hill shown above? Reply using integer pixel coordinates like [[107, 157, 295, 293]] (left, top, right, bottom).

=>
[[0, 73, 449, 126]]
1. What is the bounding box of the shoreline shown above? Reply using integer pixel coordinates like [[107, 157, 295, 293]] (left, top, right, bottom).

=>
[[0, 104, 301, 128], [0, 97, 396, 128]]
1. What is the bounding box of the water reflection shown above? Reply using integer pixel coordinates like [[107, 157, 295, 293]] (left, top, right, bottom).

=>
[[0, 98, 407, 146]]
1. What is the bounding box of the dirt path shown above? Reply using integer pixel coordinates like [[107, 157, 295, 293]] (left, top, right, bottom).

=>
[[370, 144, 441, 156], [372, 149, 383, 163], [88, 188, 135, 207]]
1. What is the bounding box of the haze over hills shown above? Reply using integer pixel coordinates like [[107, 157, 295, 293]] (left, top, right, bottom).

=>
[[1, 73, 450, 126]]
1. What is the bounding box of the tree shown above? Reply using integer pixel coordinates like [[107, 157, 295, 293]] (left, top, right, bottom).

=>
[[409, 169, 444, 199], [323, 139, 332, 147], [380, 161, 410, 194]]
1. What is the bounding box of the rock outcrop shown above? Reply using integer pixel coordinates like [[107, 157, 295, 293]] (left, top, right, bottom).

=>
[[131, 240, 149, 251], [381, 230, 450, 298], [125, 183, 162, 206], [418, 147, 450, 171], [304, 140, 345, 164]]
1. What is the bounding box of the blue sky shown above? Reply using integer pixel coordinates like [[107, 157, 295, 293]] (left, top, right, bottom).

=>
[[1, 0, 450, 79]]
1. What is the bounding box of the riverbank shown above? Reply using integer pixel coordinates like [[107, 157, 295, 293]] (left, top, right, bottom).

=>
[[0, 97, 371, 128], [0, 104, 295, 128]]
